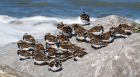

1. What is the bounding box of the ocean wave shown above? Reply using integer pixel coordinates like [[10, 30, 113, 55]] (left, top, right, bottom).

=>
[[0, 15, 139, 47], [134, 19, 140, 24]]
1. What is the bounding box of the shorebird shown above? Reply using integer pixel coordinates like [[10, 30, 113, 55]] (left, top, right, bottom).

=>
[[72, 47, 87, 61], [88, 24, 104, 36], [72, 24, 87, 41], [89, 36, 108, 49], [100, 31, 115, 43], [57, 32, 70, 42], [57, 22, 73, 38], [110, 27, 131, 38], [44, 33, 58, 45], [17, 50, 34, 60], [33, 54, 49, 65], [48, 59, 63, 72], [84, 32, 95, 42], [118, 23, 134, 34], [58, 41, 70, 52], [34, 42, 46, 55], [66, 43, 87, 61], [17, 40, 35, 53], [80, 12, 90, 25], [23, 33, 36, 43], [58, 51, 73, 62], [46, 47, 58, 59], [44, 33, 59, 49]]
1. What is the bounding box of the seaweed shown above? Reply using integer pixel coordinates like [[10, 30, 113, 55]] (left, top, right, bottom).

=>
[[134, 24, 140, 33]]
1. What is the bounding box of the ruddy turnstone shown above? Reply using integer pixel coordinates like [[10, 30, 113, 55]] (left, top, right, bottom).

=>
[[72, 24, 87, 41], [57, 33, 70, 42], [58, 51, 73, 62], [89, 36, 108, 49], [57, 22, 73, 38], [73, 47, 87, 61], [48, 59, 63, 72], [17, 50, 34, 60], [34, 42, 46, 55], [23, 33, 36, 43], [44, 33, 58, 45], [44, 33, 59, 49], [118, 23, 134, 34], [17, 40, 35, 52], [84, 32, 95, 42], [110, 27, 131, 38], [100, 31, 115, 43], [33, 54, 49, 65], [80, 12, 90, 25], [58, 41, 70, 52], [46, 47, 58, 59], [88, 24, 104, 36]]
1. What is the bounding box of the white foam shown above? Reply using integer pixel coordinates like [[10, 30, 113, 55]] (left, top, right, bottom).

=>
[[0, 15, 17, 23], [134, 19, 140, 24]]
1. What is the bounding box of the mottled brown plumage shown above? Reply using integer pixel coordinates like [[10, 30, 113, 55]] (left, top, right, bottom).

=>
[[17, 50, 33, 60], [34, 43, 45, 55], [100, 31, 114, 43], [23, 33, 36, 43], [57, 33, 70, 42], [48, 59, 62, 72], [44, 33, 58, 44], [72, 24, 87, 41], [59, 51, 73, 62], [110, 27, 131, 37], [89, 35, 108, 49], [89, 25, 104, 35], [17, 40, 35, 50], [59, 41, 70, 51], [47, 47, 58, 59], [119, 24, 134, 31], [80, 12, 90, 25], [57, 22, 73, 37]]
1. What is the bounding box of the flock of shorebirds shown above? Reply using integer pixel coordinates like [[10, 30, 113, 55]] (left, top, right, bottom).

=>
[[17, 12, 134, 72]]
